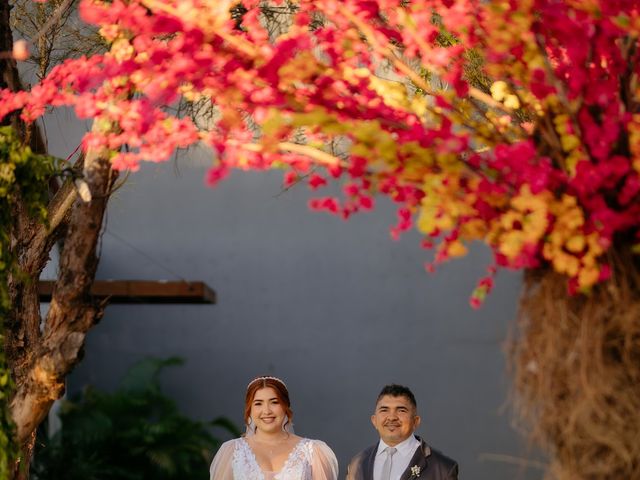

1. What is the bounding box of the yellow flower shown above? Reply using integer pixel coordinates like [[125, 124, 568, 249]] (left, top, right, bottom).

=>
[[109, 39, 135, 62], [490, 81, 508, 102], [498, 231, 525, 259], [504, 94, 520, 109], [549, 249, 580, 276], [561, 134, 580, 152], [447, 240, 468, 258], [565, 235, 586, 253], [578, 266, 600, 288], [460, 219, 487, 239]]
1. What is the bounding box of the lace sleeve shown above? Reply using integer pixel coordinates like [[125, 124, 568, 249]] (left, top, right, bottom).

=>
[[209, 439, 236, 480], [310, 440, 339, 480]]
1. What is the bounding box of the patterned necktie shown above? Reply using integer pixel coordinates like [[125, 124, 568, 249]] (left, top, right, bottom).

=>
[[381, 447, 397, 480]]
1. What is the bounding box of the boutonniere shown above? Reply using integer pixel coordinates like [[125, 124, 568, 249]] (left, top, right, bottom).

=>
[[410, 465, 421, 478]]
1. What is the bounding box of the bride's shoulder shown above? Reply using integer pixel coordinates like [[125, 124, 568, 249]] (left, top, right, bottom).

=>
[[302, 437, 330, 446], [300, 438, 336, 453], [218, 437, 245, 452], [302, 439, 338, 471], [223, 437, 243, 445]]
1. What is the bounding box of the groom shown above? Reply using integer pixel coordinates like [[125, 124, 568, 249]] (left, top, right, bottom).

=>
[[346, 384, 458, 480]]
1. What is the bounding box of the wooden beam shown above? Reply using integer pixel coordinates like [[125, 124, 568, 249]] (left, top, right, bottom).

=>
[[38, 280, 216, 304]]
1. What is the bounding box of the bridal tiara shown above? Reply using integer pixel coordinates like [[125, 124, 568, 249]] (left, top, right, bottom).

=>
[[247, 376, 287, 390]]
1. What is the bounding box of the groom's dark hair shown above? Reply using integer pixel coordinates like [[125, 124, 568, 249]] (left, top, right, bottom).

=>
[[376, 384, 417, 409]]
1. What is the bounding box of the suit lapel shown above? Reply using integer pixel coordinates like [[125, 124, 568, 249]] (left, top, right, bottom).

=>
[[362, 445, 377, 480], [399, 437, 431, 480]]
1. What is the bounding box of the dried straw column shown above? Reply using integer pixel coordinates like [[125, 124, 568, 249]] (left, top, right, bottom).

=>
[[512, 247, 640, 479]]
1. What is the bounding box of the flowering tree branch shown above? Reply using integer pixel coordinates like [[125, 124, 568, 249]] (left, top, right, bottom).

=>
[[2, 2, 639, 305]]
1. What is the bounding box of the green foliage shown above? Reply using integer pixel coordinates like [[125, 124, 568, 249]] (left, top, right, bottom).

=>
[[0, 125, 53, 305], [412, 12, 492, 96], [31, 357, 240, 480], [0, 126, 55, 480]]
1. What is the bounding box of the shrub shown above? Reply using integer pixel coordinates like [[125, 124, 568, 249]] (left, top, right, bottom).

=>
[[31, 357, 239, 480]]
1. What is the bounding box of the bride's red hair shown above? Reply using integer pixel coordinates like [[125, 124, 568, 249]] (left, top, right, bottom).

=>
[[244, 377, 293, 430]]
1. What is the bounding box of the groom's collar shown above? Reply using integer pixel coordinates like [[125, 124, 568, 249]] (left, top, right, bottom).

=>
[[376, 435, 421, 458], [414, 436, 432, 458]]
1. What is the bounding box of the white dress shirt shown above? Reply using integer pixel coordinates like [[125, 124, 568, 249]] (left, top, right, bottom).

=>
[[373, 435, 420, 480]]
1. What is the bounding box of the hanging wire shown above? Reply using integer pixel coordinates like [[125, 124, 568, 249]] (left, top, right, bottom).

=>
[[104, 228, 189, 282]]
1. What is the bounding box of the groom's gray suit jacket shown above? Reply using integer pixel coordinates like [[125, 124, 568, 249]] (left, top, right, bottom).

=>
[[345, 436, 458, 480]]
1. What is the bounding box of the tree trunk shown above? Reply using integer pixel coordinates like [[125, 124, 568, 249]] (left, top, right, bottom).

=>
[[512, 247, 640, 479], [0, 2, 119, 477], [8, 143, 117, 479]]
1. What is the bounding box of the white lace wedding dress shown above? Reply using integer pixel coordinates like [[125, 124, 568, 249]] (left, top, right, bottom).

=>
[[209, 437, 338, 480]]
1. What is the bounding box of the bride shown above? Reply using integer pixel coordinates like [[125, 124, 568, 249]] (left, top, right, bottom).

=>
[[209, 376, 338, 480]]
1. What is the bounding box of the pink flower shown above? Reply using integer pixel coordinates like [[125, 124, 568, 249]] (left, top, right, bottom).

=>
[[283, 171, 298, 187], [206, 166, 229, 187], [308, 173, 328, 190], [359, 196, 374, 210]]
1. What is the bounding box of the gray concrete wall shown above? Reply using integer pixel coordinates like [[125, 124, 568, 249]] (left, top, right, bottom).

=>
[[42, 117, 542, 479]]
